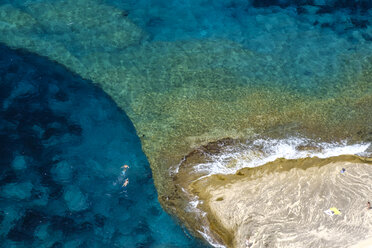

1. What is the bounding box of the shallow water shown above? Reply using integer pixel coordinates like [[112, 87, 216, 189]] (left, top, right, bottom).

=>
[[0, 45, 206, 247], [109, 0, 372, 87], [0, 0, 371, 247]]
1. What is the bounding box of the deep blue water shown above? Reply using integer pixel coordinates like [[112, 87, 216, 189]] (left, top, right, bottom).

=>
[[0, 0, 371, 247], [0, 45, 205, 248]]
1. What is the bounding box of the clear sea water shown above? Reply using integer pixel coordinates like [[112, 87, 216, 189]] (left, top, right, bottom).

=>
[[0, 45, 205, 248], [0, 0, 371, 247]]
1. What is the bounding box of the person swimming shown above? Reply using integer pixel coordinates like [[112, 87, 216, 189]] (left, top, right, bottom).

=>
[[121, 164, 130, 175], [120, 165, 130, 187], [122, 178, 129, 187]]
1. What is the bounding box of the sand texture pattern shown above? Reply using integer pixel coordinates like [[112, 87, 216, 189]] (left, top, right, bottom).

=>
[[189, 156, 372, 248]]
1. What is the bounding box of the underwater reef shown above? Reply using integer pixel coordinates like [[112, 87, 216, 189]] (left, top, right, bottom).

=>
[[0, 44, 205, 247], [1, 0, 371, 247]]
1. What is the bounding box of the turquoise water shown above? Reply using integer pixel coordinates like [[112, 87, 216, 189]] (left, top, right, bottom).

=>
[[107, 0, 371, 99], [0, 45, 205, 247], [0, 0, 371, 247]]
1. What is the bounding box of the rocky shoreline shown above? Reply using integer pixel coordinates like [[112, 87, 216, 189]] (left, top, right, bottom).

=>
[[174, 154, 372, 247], [0, 1, 372, 247]]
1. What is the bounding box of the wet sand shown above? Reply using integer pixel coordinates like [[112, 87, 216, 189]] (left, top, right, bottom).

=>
[[187, 156, 372, 248]]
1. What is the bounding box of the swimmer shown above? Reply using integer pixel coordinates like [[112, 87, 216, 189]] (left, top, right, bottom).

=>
[[368, 202, 371, 210], [122, 178, 129, 187], [121, 165, 130, 175]]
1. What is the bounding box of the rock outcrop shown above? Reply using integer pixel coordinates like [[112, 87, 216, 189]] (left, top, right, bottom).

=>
[[186, 156, 372, 247]]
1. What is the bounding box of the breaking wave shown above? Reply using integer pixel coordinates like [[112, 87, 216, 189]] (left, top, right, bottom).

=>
[[193, 137, 370, 175]]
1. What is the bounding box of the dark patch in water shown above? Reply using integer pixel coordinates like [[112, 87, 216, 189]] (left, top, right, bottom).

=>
[[148, 206, 161, 216], [252, 0, 290, 8], [94, 214, 106, 227], [21, 209, 48, 233], [54, 90, 69, 102], [296, 6, 308, 14], [78, 221, 93, 233], [321, 22, 334, 28], [250, 0, 372, 11], [0, 43, 206, 247], [51, 242, 63, 248], [147, 17, 164, 27], [0, 211, 4, 224], [133, 219, 151, 235], [68, 124, 83, 136], [0, 170, 18, 186], [316, 5, 334, 14], [50, 216, 77, 235], [7, 228, 33, 242], [350, 18, 369, 29]]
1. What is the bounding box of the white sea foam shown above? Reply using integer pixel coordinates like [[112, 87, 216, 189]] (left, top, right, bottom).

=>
[[193, 137, 370, 176], [169, 156, 186, 176], [189, 200, 199, 209], [180, 187, 224, 247], [182, 187, 202, 212], [197, 226, 227, 248]]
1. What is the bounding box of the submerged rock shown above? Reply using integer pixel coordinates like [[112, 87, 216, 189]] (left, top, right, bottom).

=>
[[63, 186, 88, 212], [12, 155, 27, 170], [34, 224, 50, 241], [1, 181, 33, 200], [51, 161, 73, 183], [0, 0, 371, 246]]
